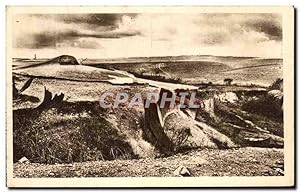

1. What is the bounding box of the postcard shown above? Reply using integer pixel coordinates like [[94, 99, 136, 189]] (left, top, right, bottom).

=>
[[6, 6, 295, 188]]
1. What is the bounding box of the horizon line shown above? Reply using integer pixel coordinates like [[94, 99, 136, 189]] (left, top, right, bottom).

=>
[[12, 54, 283, 60]]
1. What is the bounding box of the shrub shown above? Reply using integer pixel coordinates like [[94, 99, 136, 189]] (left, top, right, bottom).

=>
[[241, 95, 283, 120], [269, 78, 283, 91]]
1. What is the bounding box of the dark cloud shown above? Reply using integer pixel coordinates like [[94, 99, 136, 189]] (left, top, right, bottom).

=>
[[72, 30, 141, 39], [30, 13, 138, 30], [15, 13, 141, 49], [243, 18, 282, 41], [14, 29, 140, 49], [15, 13, 282, 51]]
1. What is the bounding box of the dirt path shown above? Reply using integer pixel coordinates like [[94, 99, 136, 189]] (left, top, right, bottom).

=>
[[14, 147, 283, 177]]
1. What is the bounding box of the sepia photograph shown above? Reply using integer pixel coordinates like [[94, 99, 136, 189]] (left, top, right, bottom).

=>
[[6, 6, 294, 187]]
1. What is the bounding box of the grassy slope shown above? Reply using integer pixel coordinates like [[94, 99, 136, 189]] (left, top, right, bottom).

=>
[[13, 78, 156, 164], [14, 63, 129, 83]]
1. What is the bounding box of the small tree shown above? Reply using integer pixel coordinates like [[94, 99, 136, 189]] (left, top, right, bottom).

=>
[[224, 78, 233, 86]]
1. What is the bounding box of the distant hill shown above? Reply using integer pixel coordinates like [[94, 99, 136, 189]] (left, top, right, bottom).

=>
[[13, 54, 282, 86], [15, 55, 80, 70]]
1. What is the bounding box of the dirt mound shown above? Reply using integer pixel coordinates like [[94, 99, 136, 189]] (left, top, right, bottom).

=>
[[163, 110, 235, 150], [142, 89, 236, 154], [46, 55, 81, 65]]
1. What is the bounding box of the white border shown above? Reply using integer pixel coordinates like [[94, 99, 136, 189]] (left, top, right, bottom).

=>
[[2, 4, 296, 190]]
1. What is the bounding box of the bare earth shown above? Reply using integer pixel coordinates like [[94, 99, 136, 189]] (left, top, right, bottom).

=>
[[14, 147, 283, 177]]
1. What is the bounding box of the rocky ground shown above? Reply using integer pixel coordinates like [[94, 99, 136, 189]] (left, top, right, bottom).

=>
[[14, 147, 284, 177]]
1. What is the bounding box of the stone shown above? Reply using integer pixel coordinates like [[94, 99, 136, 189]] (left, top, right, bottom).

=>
[[18, 156, 30, 164], [180, 167, 191, 176], [173, 166, 191, 177], [275, 168, 284, 175]]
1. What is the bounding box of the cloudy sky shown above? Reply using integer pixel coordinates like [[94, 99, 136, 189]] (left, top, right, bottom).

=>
[[12, 13, 282, 58]]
